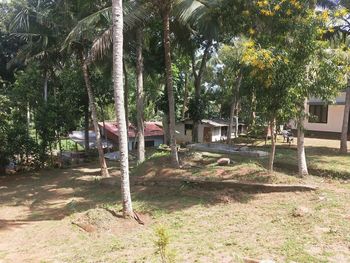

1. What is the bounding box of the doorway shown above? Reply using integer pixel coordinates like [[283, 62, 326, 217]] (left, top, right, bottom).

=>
[[203, 127, 212, 143]]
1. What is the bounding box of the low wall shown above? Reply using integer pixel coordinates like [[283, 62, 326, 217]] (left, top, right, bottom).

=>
[[187, 143, 269, 157]]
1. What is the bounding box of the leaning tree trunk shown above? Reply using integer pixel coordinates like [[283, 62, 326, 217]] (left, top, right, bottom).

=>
[[340, 87, 350, 153], [112, 0, 133, 218], [136, 27, 145, 163], [81, 58, 109, 178], [268, 119, 276, 172], [84, 98, 90, 155], [227, 71, 243, 144], [162, 4, 179, 167]]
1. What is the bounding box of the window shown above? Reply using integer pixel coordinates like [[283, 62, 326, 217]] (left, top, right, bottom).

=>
[[145, 140, 155, 147], [221, 126, 228, 137], [184, 124, 193, 135], [309, 105, 328, 123]]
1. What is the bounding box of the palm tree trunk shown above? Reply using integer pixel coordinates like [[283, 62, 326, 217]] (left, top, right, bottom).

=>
[[227, 71, 243, 144], [182, 73, 189, 119], [43, 70, 48, 102], [340, 86, 350, 153], [268, 119, 276, 172], [100, 104, 110, 153], [162, 3, 179, 167], [162, 114, 170, 145], [192, 42, 211, 143], [123, 59, 129, 123], [81, 57, 109, 177], [112, 0, 133, 218], [84, 98, 90, 155], [136, 27, 145, 163]]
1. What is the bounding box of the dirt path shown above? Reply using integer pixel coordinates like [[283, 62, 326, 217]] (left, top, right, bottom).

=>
[[0, 164, 118, 262]]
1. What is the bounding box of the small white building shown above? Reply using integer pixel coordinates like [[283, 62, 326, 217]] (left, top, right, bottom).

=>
[[291, 92, 348, 139], [175, 119, 246, 144]]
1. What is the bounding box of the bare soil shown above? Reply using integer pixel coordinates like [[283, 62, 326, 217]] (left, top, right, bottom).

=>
[[0, 142, 349, 262]]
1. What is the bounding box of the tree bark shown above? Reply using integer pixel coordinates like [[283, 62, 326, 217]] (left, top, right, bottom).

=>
[[297, 109, 308, 177], [100, 104, 110, 153], [112, 0, 133, 217], [182, 72, 189, 120], [161, 3, 179, 167], [136, 28, 145, 163], [43, 70, 48, 102], [227, 71, 243, 144], [84, 99, 90, 155], [251, 90, 257, 128], [81, 57, 109, 177], [123, 59, 129, 123], [191, 42, 211, 143], [340, 86, 350, 153], [162, 114, 170, 145], [268, 119, 276, 172]]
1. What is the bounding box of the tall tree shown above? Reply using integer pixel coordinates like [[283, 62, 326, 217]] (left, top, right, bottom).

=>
[[159, 0, 179, 166], [80, 53, 109, 177], [136, 27, 145, 163], [112, 0, 133, 217]]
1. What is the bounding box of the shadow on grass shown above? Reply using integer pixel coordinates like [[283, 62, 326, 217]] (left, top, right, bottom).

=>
[[0, 159, 256, 232]]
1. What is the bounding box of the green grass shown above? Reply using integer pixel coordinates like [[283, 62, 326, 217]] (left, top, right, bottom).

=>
[[1, 138, 350, 262]]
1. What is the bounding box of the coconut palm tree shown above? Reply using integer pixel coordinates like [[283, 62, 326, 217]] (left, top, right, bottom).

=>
[[136, 27, 145, 163], [65, 0, 218, 168], [63, 26, 110, 177], [111, 0, 133, 218]]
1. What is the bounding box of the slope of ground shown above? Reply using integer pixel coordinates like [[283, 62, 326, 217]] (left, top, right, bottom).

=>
[[0, 138, 349, 262]]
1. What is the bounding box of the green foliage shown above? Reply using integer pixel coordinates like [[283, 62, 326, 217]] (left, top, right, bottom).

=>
[[154, 225, 176, 263]]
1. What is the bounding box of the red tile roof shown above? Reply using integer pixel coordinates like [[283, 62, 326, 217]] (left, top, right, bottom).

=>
[[98, 121, 164, 140]]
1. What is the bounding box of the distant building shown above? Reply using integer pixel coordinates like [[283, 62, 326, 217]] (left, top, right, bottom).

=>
[[175, 119, 246, 144], [99, 121, 164, 150], [291, 92, 349, 139]]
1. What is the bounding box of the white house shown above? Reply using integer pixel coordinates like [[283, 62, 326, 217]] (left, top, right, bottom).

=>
[[175, 119, 246, 144], [292, 92, 349, 139]]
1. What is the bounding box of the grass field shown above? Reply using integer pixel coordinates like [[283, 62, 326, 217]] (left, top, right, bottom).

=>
[[0, 137, 349, 262]]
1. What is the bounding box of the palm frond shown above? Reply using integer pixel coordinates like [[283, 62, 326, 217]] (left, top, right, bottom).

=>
[[90, 27, 112, 62], [62, 2, 151, 52], [62, 6, 111, 51]]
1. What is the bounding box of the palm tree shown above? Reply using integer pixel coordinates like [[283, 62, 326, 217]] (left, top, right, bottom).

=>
[[112, 0, 133, 218], [65, 0, 215, 168], [136, 27, 145, 163], [61, 0, 109, 177], [159, 0, 179, 166], [80, 52, 110, 177]]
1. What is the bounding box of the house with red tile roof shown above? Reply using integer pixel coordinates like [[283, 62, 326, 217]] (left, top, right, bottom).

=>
[[98, 121, 164, 150]]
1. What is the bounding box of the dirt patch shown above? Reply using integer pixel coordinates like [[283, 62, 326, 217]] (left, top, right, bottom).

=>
[[71, 208, 151, 234]]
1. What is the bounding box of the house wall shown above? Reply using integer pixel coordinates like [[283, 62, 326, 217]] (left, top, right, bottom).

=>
[[175, 123, 192, 144], [304, 104, 344, 133], [211, 127, 222, 142], [175, 123, 220, 143]]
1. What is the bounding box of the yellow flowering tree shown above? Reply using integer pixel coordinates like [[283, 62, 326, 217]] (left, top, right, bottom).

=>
[[239, 0, 344, 174]]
